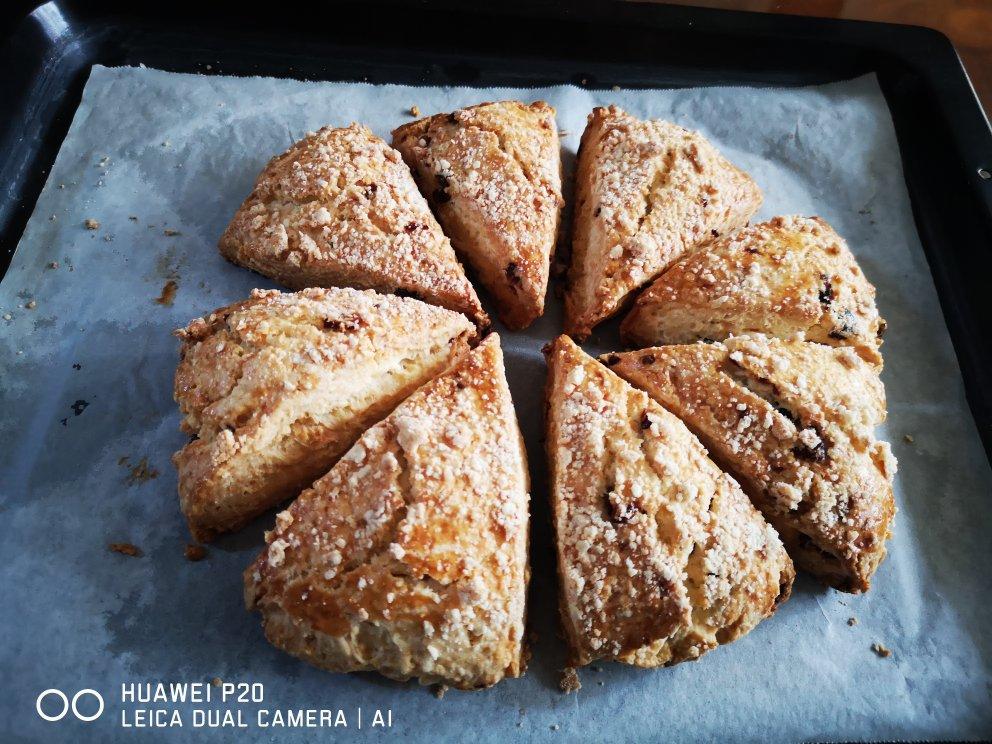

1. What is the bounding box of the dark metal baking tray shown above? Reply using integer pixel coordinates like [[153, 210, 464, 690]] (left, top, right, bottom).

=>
[[2, 0, 991, 464]]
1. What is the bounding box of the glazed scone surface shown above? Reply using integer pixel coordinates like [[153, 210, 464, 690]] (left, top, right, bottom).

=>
[[245, 335, 530, 689], [621, 215, 885, 363], [172, 287, 476, 542], [219, 124, 486, 325], [393, 101, 563, 330], [607, 335, 896, 593], [545, 336, 793, 667], [565, 106, 762, 339]]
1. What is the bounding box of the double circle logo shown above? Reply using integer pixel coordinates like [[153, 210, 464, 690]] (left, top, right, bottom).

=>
[[36, 689, 104, 722]]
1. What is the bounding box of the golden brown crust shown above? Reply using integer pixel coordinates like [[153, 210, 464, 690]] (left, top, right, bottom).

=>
[[392, 101, 563, 330], [244, 335, 530, 689], [565, 106, 762, 340], [607, 335, 896, 593], [172, 287, 476, 542], [219, 124, 487, 325], [621, 215, 885, 364], [544, 336, 793, 667]]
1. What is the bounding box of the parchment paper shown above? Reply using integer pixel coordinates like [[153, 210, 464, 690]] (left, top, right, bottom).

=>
[[1, 66, 990, 743]]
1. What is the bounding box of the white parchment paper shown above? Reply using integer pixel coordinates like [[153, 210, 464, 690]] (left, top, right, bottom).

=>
[[1, 66, 990, 743]]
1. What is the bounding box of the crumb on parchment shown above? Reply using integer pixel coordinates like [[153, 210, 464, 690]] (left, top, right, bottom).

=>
[[432, 684, 447, 700], [154, 280, 178, 306], [871, 642, 891, 658], [410, 105, 421, 117], [559, 666, 581, 694], [123, 456, 159, 485], [185, 544, 208, 562], [109, 542, 141, 557], [84, 218, 100, 230], [847, 617, 858, 626], [903, 434, 914, 444]]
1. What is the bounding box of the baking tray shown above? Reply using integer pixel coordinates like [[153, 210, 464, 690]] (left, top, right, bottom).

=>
[[2, 0, 992, 463], [1, 2, 991, 742]]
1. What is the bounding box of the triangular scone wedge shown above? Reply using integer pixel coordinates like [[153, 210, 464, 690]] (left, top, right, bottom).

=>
[[219, 124, 487, 325], [544, 336, 793, 668], [245, 335, 530, 690], [621, 216, 886, 364], [172, 287, 476, 542], [565, 106, 762, 340], [393, 101, 563, 330], [606, 335, 897, 593]]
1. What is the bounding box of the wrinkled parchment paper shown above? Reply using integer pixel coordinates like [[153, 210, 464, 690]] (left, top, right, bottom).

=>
[[1, 66, 990, 743]]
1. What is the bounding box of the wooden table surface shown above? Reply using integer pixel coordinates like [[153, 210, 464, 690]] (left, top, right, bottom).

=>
[[654, 0, 992, 116]]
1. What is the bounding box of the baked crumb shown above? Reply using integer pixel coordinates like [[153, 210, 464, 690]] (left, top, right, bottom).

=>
[[84, 218, 100, 230], [871, 642, 891, 658], [48, 261, 59, 269], [903, 434, 914, 444], [163, 228, 181, 237], [432, 684, 447, 700], [154, 280, 178, 306], [25, 300, 36, 310], [185, 544, 208, 562], [559, 666, 581, 694], [211, 677, 222, 687], [124, 457, 159, 485], [410, 105, 421, 117], [847, 617, 858, 626], [109, 542, 141, 557]]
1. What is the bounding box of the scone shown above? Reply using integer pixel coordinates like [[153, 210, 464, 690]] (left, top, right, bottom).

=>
[[606, 335, 897, 593], [245, 334, 530, 689], [565, 106, 762, 340], [544, 335, 793, 667], [621, 216, 885, 364], [172, 287, 476, 542], [392, 101, 563, 330], [219, 124, 487, 325]]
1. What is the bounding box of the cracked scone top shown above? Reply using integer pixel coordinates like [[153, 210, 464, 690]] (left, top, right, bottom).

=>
[[565, 106, 762, 340], [219, 124, 487, 325], [544, 336, 793, 667], [392, 101, 563, 330], [621, 215, 885, 364], [172, 287, 476, 542], [244, 334, 530, 689], [607, 334, 896, 593]]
